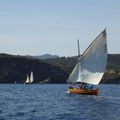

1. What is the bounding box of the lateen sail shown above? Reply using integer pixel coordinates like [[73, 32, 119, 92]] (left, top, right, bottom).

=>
[[67, 29, 107, 85]]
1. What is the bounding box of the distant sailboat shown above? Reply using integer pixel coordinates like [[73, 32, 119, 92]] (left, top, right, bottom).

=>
[[30, 71, 33, 83], [67, 29, 107, 95], [25, 74, 30, 83], [25, 71, 34, 84]]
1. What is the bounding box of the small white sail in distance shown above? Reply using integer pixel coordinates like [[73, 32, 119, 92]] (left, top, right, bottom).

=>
[[29, 71, 33, 83], [25, 71, 34, 83], [67, 29, 107, 85], [25, 74, 30, 83]]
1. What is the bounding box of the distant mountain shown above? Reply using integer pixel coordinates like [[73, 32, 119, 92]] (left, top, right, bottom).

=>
[[34, 54, 59, 60]]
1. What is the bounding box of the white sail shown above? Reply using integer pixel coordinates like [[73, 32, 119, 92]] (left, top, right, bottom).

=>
[[29, 71, 33, 83], [67, 62, 80, 83], [67, 29, 107, 85], [25, 74, 30, 83]]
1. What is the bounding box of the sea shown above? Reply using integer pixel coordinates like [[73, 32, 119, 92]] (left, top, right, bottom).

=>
[[0, 84, 120, 120]]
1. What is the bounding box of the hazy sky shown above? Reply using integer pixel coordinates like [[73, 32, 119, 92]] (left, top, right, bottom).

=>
[[0, 0, 120, 56]]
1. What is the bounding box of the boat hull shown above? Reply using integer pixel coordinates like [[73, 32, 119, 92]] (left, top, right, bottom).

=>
[[67, 88, 99, 96]]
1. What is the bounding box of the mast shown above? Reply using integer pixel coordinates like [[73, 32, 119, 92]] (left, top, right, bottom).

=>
[[77, 39, 82, 84], [77, 39, 80, 58]]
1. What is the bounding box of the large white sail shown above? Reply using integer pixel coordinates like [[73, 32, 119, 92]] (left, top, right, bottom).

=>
[[67, 29, 107, 85]]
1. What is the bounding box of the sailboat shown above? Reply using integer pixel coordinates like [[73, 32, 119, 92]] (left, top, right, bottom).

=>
[[25, 74, 30, 84], [25, 71, 34, 84], [67, 29, 107, 95]]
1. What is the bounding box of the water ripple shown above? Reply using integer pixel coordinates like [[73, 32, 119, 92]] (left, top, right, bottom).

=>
[[0, 84, 120, 120]]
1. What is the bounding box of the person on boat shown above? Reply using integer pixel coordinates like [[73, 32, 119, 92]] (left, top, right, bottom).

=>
[[79, 83, 93, 90], [89, 84, 94, 89], [84, 84, 89, 89], [79, 83, 86, 89], [69, 84, 75, 89], [85, 84, 95, 90]]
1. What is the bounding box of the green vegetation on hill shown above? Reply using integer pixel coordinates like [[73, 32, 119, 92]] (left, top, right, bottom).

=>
[[0, 53, 119, 84], [102, 54, 120, 84], [45, 54, 120, 84], [0, 53, 68, 83], [107, 54, 120, 71]]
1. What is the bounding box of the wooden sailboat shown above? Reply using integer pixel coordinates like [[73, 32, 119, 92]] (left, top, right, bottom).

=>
[[67, 29, 107, 96], [25, 71, 34, 84]]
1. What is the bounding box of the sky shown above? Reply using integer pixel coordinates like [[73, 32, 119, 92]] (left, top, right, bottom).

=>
[[0, 0, 120, 57]]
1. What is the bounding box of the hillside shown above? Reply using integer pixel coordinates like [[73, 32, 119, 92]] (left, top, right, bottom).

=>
[[0, 53, 120, 84], [102, 54, 120, 84], [45, 54, 120, 84], [0, 53, 68, 83]]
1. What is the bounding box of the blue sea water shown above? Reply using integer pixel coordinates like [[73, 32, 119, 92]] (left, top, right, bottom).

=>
[[0, 84, 120, 120]]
